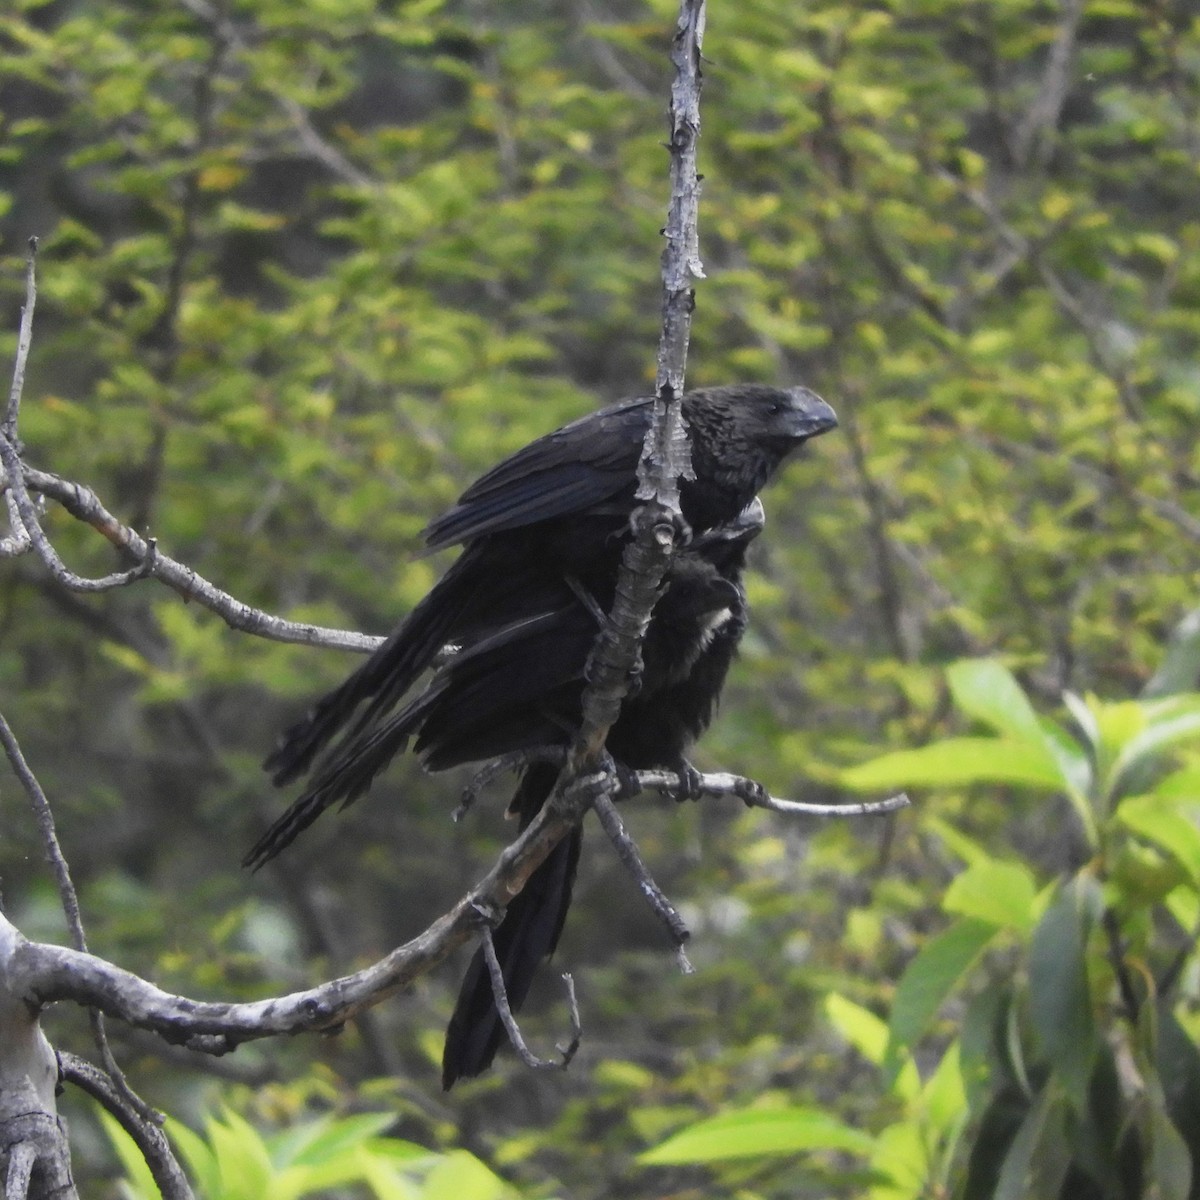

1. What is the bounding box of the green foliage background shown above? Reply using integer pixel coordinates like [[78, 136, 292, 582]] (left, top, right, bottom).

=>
[[2, 0, 1199, 1195]]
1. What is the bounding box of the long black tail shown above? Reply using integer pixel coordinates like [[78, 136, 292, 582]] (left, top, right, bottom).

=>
[[442, 763, 579, 1088]]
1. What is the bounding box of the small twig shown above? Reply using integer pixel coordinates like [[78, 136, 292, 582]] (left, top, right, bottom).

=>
[[0, 487, 30, 557], [0, 713, 161, 1125], [4, 464, 381, 651], [0, 445, 153, 591], [1010, 0, 1085, 168], [0, 244, 158, 593], [4, 1142, 35, 1200], [459, 756, 909, 821], [554, 973, 583, 1063], [57, 1052, 194, 1200], [454, 749, 564, 822], [592, 792, 692, 965], [480, 928, 578, 1072], [176, 0, 373, 188], [634, 768, 910, 817], [1103, 908, 1140, 1022], [2, 238, 37, 444]]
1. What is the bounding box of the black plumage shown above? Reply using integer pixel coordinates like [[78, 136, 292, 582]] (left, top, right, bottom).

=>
[[247, 382, 837, 1086], [250, 384, 835, 869], [440, 502, 764, 1088]]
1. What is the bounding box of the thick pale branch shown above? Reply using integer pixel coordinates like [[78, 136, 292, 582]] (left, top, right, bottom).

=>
[[8, 781, 594, 1052], [565, 0, 706, 781]]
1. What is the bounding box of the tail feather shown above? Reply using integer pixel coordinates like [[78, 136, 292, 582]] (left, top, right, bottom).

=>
[[442, 763, 578, 1088], [262, 552, 481, 786], [246, 710, 421, 869]]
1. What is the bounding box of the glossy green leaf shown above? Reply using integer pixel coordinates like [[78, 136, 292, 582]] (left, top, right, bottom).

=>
[[840, 738, 1071, 792], [1028, 880, 1097, 1111], [1117, 794, 1200, 885], [1147, 1103, 1192, 1200], [206, 1110, 274, 1200], [824, 993, 920, 1101], [943, 859, 1037, 933], [97, 1111, 159, 1200], [1112, 696, 1200, 792], [1144, 606, 1200, 698], [420, 1151, 512, 1200], [946, 659, 1048, 748], [886, 918, 996, 1066], [638, 1108, 874, 1165], [272, 1113, 399, 1168], [992, 1084, 1071, 1200]]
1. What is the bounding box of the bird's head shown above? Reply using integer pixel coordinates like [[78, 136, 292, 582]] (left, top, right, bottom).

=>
[[755, 384, 838, 449]]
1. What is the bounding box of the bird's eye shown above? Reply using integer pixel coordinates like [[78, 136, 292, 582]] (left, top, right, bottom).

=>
[[768, 400, 784, 415]]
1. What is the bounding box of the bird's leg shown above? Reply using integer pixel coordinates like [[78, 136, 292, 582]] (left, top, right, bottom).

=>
[[668, 758, 705, 802]]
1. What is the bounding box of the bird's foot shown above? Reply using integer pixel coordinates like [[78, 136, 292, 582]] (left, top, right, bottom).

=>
[[733, 777, 767, 807], [613, 761, 642, 799], [672, 760, 705, 803], [626, 649, 645, 697], [630, 503, 693, 547]]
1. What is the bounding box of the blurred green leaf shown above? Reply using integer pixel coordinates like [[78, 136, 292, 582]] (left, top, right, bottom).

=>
[[1028, 880, 1097, 1112], [943, 859, 1038, 933], [947, 660, 1047, 748], [840, 738, 1071, 792], [886, 917, 997, 1068], [1117, 794, 1200, 886], [638, 1108, 874, 1165], [992, 1084, 1071, 1200]]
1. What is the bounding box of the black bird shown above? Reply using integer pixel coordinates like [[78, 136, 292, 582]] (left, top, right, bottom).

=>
[[439, 502, 765, 1087], [250, 384, 836, 869]]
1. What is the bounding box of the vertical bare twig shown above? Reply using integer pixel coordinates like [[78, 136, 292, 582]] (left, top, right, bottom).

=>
[[566, 0, 708, 780], [1011, 0, 1085, 168], [2, 238, 37, 445], [0, 714, 162, 1129]]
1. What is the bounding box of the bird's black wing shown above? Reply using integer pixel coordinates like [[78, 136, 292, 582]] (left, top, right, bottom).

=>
[[263, 542, 499, 788], [422, 397, 652, 550]]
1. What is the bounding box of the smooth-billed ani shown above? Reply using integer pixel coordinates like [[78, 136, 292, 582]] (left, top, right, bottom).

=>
[[439, 501, 765, 1087], [250, 384, 836, 868]]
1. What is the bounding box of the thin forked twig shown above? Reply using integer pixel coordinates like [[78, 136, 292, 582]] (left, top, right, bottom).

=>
[[57, 1052, 194, 1200], [480, 928, 581, 1071], [0, 712, 160, 1126], [454, 749, 565, 822], [0, 246, 380, 650], [592, 792, 692, 973]]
